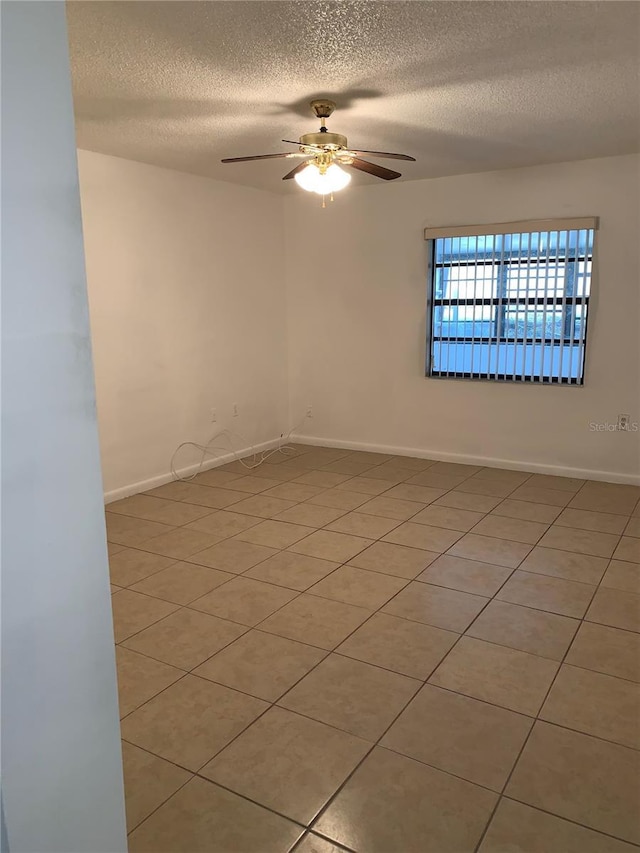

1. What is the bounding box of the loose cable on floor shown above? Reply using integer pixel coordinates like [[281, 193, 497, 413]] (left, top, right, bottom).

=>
[[169, 419, 307, 482]]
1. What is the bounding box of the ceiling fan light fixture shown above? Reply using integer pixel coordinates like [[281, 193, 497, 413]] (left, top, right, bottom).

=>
[[294, 162, 351, 195]]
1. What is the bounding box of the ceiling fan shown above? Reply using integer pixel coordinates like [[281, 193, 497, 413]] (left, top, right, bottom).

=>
[[221, 99, 415, 199]]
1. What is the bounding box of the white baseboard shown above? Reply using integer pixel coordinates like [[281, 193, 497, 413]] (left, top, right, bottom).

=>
[[290, 433, 640, 486], [104, 437, 284, 504]]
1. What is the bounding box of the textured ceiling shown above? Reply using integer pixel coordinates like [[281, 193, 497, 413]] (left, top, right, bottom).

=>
[[67, 1, 640, 193]]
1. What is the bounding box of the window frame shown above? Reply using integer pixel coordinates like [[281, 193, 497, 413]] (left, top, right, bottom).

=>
[[424, 218, 598, 386]]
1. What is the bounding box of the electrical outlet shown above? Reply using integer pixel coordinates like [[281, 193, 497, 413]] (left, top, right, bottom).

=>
[[232, 403, 239, 418], [210, 408, 217, 424], [306, 404, 313, 418], [618, 413, 631, 431]]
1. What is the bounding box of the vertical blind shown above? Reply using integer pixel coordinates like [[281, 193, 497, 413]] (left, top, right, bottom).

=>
[[424, 218, 598, 384]]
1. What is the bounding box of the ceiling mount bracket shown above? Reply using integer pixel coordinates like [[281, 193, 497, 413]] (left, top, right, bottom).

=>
[[310, 99, 336, 120]]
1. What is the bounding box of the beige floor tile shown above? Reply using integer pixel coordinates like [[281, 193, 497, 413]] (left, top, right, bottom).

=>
[[279, 654, 419, 741], [382, 684, 532, 791], [321, 458, 378, 476], [111, 590, 179, 643], [479, 798, 637, 853], [430, 636, 559, 715], [139, 528, 222, 559], [435, 491, 503, 512], [193, 630, 326, 701], [525, 473, 585, 492], [245, 551, 340, 591], [326, 511, 400, 539], [383, 521, 463, 552], [180, 484, 248, 509], [602, 559, 640, 594], [121, 742, 192, 833], [224, 474, 282, 494], [315, 747, 497, 853], [116, 647, 184, 717], [467, 599, 579, 661], [122, 607, 246, 670], [275, 502, 348, 527], [105, 513, 173, 547], [447, 533, 532, 568], [109, 548, 176, 587], [625, 517, 640, 537], [305, 488, 370, 510], [614, 536, 640, 563], [130, 562, 233, 604], [418, 554, 513, 597], [411, 504, 485, 532], [348, 541, 438, 579], [509, 485, 572, 507], [183, 510, 260, 538], [360, 465, 407, 484], [261, 482, 327, 502], [260, 594, 371, 650], [334, 476, 393, 495], [474, 468, 532, 486], [296, 452, 352, 470], [506, 721, 640, 844], [121, 675, 267, 771], [355, 495, 425, 521], [108, 542, 126, 556], [189, 577, 297, 627], [458, 477, 517, 498], [309, 565, 408, 610], [568, 484, 640, 515], [471, 515, 548, 545], [288, 529, 373, 562], [430, 462, 484, 478], [384, 483, 447, 503], [184, 538, 276, 573], [233, 519, 315, 549], [386, 455, 435, 471], [538, 525, 619, 558], [225, 493, 297, 518], [519, 545, 608, 584], [383, 582, 488, 632], [201, 706, 370, 825], [340, 451, 393, 465], [491, 499, 562, 523], [147, 481, 197, 500], [294, 471, 353, 488], [555, 507, 628, 535], [127, 776, 301, 852], [566, 622, 640, 682], [586, 586, 640, 632], [191, 468, 243, 487], [107, 494, 175, 520], [295, 833, 346, 853], [130, 497, 215, 527], [497, 571, 596, 618], [111, 584, 120, 594], [541, 664, 640, 749], [406, 471, 470, 490], [337, 612, 458, 679], [457, 478, 518, 498]]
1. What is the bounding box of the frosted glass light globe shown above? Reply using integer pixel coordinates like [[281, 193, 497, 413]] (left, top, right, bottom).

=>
[[294, 162, 351, 194]]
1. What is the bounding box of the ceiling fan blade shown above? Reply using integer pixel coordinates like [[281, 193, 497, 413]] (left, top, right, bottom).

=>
[[221, 152, 304, 163], [350, 149, 416, 162], [282, 161, 311, 180], [348, 158, 401, 180]]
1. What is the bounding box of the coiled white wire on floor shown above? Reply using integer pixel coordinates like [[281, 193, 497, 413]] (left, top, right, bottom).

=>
[[169, 419, 307, 482]]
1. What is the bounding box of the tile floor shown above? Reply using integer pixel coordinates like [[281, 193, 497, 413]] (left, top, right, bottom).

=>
[[106, 445, 640, 852]]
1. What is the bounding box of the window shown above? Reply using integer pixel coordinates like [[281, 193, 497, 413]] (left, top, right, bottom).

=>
[[424, 218, 598, 384]]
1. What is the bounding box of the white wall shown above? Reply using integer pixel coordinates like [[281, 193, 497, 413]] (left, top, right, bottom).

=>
[[1, 3, 126, 851], [285, 155, 640, 482], [77, 151, 288, 498]]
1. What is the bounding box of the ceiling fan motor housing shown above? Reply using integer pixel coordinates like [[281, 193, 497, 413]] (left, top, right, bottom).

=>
[[299, 131, 348, 149]]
